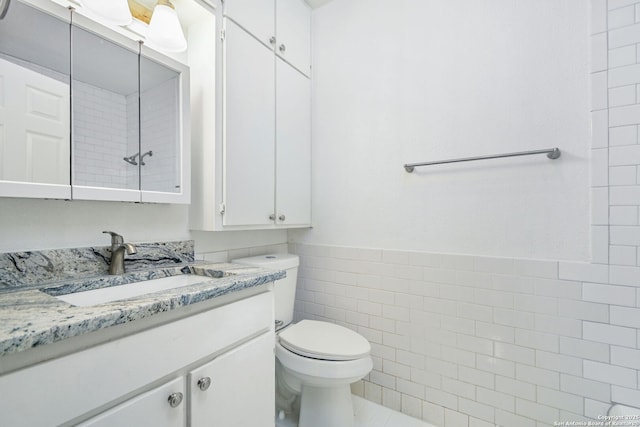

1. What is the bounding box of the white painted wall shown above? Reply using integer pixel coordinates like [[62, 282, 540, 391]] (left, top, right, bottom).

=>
[[0, 198, 286, 254], [290, 0, 590, 261]]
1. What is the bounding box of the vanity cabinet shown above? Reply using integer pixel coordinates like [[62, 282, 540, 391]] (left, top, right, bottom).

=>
[[0, 291, 274, 427], [78, 378, 186, 427], [0, 0, 190, 204], [81, 333, 274, 427]]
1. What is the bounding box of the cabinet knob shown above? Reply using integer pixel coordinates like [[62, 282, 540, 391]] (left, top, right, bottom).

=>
[[279, 44, 286, 53], [269, 214, 276, 221], [197, 377, 212, 391], [279, 214, 286, 222], [168, 392, 183, 408], [269, 36, 276, 45]]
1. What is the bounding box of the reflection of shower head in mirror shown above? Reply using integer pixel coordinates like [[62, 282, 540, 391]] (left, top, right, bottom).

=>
[[0, 0, 10, 20], [140, 150, 153, 166], [123, 153, 139, 165]]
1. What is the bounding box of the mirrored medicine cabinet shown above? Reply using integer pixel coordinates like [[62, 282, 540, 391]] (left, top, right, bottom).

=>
[[0, 0, 190, 203]]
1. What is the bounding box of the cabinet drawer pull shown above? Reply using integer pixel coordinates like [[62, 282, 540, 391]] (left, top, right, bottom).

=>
[[279, 44, 286, 53], [279, 214, 286, 222], [197, 377, 212, 391], [168, 392, 183, 408]]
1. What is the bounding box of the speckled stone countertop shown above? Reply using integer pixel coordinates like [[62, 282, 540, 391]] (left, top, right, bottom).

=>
[[0, 241, 284, 358]]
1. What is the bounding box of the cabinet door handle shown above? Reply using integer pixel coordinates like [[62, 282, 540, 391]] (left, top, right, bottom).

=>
[[279, 214, 286, 222], [168, 392, 183, 408], [279, 44, 286, 53], [269, 214, 276, 221], [269, 36, 276, 45], [197, 377, 212, 391]]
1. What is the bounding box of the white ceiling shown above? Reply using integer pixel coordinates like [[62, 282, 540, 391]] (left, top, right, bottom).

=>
[[304, 0, 335, 9]]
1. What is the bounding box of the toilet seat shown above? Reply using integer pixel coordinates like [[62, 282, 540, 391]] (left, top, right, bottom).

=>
[[278, 320, 370, 361]]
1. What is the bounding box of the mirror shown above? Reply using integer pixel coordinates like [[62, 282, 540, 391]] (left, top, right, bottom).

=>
[[0, 1, 188, 203], [140, 55, 181, 194], [0, 1, 71, 198], [71, 24, 140, 199]]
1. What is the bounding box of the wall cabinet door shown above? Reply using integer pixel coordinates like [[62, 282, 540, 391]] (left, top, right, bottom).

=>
[[222, 19, 275, 227], [224, 0, 275, 49], [189, 332, 275, 427], [275, 59, 311, 226], [275, 0, 311, 76], [78, 377, 186, 427]]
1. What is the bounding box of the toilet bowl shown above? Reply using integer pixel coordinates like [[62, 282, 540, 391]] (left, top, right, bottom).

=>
[[232, 254, 373, 427]]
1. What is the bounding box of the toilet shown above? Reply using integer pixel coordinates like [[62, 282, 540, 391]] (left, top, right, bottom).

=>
[[232, 254, 373, 427]]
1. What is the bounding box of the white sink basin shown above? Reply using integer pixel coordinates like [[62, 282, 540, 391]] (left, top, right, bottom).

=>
[[54, 274, 210, 307]]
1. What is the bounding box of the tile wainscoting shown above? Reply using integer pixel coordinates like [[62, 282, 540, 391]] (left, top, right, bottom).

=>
[[290, 243, 640, 427]]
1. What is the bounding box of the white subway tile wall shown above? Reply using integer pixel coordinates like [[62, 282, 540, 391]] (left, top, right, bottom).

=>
[[289, 242, 640, 426]]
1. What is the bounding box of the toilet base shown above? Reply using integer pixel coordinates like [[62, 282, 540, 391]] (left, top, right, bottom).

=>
[[298, 384, 354, 427]]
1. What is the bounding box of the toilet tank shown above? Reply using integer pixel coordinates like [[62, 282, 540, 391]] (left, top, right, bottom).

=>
[[231, 254, 299, 329]]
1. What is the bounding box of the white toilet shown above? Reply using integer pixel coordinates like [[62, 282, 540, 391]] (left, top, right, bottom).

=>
[[232, 254, 373, 427]]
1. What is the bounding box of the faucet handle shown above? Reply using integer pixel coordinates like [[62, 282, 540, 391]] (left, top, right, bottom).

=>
[[102, 231, 124, 246]]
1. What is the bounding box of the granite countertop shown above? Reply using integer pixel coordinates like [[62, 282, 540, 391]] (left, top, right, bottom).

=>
[[0, 262, 285, 358]]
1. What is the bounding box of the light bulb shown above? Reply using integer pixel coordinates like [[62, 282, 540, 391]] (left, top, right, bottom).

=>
[[146, 1, 187, 53], [81, 0, 133, 26]]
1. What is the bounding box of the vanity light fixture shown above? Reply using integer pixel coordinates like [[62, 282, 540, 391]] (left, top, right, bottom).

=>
[[145, 0, 187, 53], [81, 0, 133, 26]]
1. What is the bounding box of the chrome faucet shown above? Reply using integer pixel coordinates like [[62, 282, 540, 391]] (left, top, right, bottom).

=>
[[102, 231, 137, 275]]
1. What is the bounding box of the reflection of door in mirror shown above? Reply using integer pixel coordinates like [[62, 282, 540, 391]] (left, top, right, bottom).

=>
[[71, 25, 139, 192], [0, 1, 70, 196], [140, 55, 180, 194]]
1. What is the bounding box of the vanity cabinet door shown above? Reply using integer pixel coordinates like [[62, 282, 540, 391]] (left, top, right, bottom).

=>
[[78, 377, 186, 427], [189, 331, 275, 427], [0, 0, 71, 199], [222, 19, 275, 226]]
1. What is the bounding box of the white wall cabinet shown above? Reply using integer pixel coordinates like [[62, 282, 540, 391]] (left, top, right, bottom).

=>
[[190, 0, 311, 230], [0, 291, 274, 427], [224, 0, 310, 77]]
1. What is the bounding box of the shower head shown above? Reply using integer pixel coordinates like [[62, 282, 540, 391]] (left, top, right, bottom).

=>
[[140, 150, 153, 166], [123, 153, 139, 165]]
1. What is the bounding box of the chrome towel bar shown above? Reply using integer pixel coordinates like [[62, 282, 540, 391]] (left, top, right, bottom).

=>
[[404, 147, 561, 173]]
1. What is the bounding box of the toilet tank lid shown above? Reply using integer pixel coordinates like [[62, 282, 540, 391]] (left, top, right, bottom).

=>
[[231, 254, 299, 270]]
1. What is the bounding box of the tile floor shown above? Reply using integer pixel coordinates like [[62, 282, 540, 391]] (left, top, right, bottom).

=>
[[275, 395, 436, 427]]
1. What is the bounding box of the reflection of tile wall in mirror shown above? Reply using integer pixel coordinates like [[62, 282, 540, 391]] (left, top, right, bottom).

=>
[[73, 81, 133, 189], [140, 77, 180, 193]]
